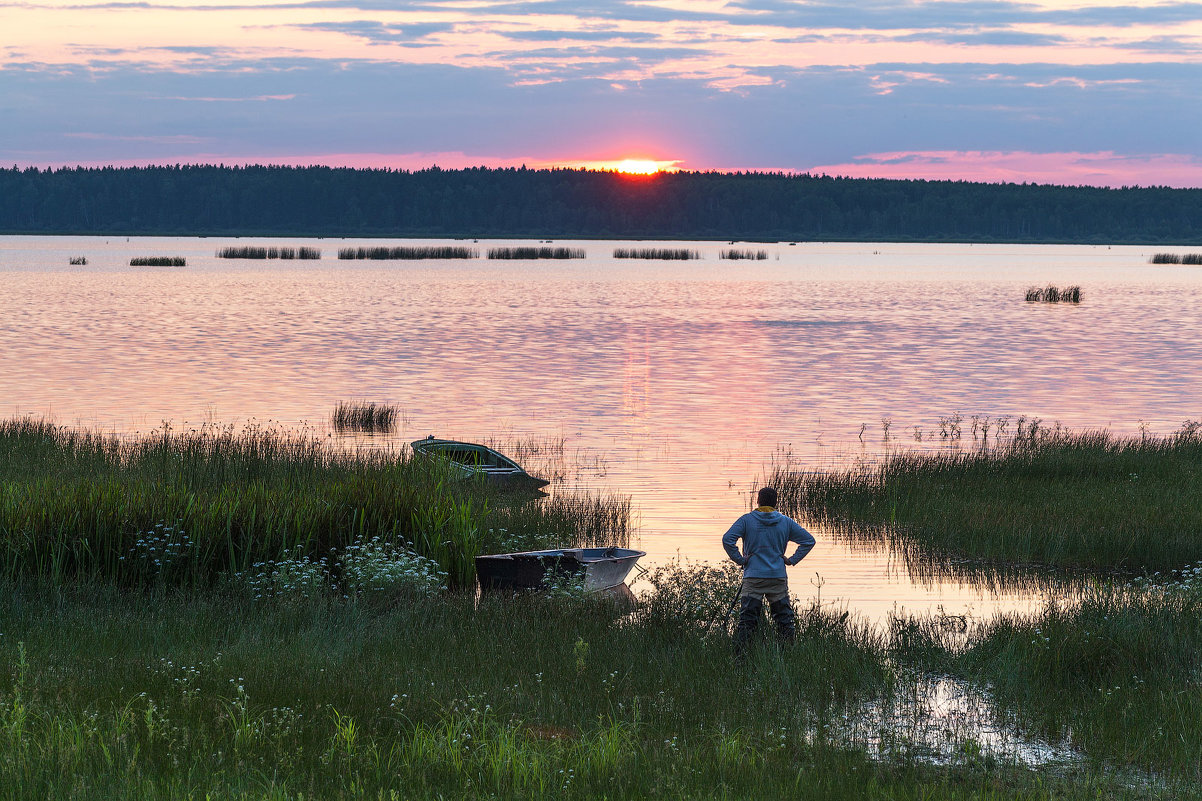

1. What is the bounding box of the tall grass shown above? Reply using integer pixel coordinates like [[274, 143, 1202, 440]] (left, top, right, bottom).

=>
[[954, 579, 1202, 778], [0, 563, 1174, 798], [487, 247, 585, 260], [216, 246, 321, 259], [767, 422, 1202, 571], [337, 246, 478, 260], [330, 401, 399, 434], [0, 418, 629, 588], [612, 248, 699, 260], [720, 249, 768, 260], [129, 257, 185, 267], [1024, 285, 1081, 302]]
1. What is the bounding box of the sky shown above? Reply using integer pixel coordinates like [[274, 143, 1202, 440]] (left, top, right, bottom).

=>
[[3, 0, 1202, 185]]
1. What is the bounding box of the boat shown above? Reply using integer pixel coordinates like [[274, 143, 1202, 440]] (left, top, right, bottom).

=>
[[410, 436, 550, 489], [476, 547, 646, 593]]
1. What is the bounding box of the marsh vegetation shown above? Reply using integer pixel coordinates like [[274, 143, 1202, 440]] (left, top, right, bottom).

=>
[[129, 256, 185, 267], [216, 246, 321, 259], [487, 247, 585, 259], [330, 400, 400, 434], [770, 422, 1202, 571], [720, 248, 768, 260], [612, 247, 700, 260], [0, 418, 629, 590], [1025, 285, 1081, 302], [68, 256, 87, 265], [1150, 253, 1202, 264], [337, 246, 478, 260], [3, 417, 1202, 797]]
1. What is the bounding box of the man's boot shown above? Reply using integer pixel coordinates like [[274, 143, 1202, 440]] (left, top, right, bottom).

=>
[[733, 596, 763, 658], [769, 597, 797, 644]]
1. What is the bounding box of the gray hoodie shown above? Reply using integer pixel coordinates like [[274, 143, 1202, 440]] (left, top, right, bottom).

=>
[[722, 509, 815, 578]]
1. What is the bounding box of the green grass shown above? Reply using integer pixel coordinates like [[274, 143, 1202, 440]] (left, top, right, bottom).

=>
[[0, 568, 1158, 801], [0, 418, 628, 589], [770, 423, 1202, 571], [950, 576, 1202, 780]]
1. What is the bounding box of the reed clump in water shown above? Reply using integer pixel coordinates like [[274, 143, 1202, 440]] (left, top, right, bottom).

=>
[[1184, 253, 1202, 265], [612, 248, 700, 260], [487, 247, 585, 259], [330, 401, 399, 434], [0, 417, 629, 589], [217, 246, 321, 259], [129, 256, 185, 267], [768, 421, 1202, 571], [336, 246, 478, 260], [1150, 253, 1180, 264], [720, 249, 768, 260], [1025, 285, 1081, 303], [68, 256, 87, 265]]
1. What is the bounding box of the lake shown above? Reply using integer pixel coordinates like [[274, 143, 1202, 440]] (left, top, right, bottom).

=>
[[4, 235, 1200, 623]]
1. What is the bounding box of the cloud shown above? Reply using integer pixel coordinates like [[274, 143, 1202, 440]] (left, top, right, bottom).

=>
[[2, 53, 1202, 186], [285, 20, 456, 45], [806, 150, 1202, 188]]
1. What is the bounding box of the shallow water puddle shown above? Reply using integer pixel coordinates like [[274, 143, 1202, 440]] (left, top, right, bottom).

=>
[[832, 674, 1083, 768]]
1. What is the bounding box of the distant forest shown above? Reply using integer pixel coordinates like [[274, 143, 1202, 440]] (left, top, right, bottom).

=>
[[2, 165, 1200, 243]]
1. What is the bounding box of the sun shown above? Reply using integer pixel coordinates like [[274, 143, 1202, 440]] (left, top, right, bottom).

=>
[[613, 159, 663, 175]]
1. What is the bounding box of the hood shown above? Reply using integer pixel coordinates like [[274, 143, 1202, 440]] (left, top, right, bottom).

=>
[[751, 509, 781, 525]]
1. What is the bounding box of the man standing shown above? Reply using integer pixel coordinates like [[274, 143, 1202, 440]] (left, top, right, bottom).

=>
[[722, 486, 816, 655]]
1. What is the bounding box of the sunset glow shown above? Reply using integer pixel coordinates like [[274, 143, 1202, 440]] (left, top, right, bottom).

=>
[[613, 160, 666, 175], [2, 0, 1201, 185]]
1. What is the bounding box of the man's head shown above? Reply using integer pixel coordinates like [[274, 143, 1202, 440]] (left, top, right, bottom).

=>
[[756, 487, 778, 508]]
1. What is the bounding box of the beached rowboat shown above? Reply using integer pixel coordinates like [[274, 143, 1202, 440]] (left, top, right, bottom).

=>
[[410, 436, 550, 488], [476, 547, 646, 592]]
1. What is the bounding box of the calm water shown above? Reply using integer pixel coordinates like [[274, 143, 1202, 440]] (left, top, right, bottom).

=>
[[4, 235, 1200, 623]]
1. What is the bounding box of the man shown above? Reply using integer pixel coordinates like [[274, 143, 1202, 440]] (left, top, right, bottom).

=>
[[722, 486, 816, 655]]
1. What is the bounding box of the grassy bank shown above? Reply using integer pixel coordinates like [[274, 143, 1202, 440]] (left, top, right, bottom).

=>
[[952, 576, 1202, 780], [0, 568, 1162, 801], [771, 424, 1202, 571], [0, 418, 628, 588]]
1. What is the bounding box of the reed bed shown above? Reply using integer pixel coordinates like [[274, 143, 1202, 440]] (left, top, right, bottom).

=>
[[330, 400, 399, 434], [1024, 285, 1081, 303], [68, 256, 87, 265], [1150, 253, 1180, 264], [129, 256, 185, 267], [767, 423, 1202, 571], [720, 248, 768, 260], [336, 246, 478, 260], [612, 248, 700, 260], [1186, 254, 1202, 265], [0, 418, 629, 589], [216, 246, 321, 259], [487, 247, 586, 260]]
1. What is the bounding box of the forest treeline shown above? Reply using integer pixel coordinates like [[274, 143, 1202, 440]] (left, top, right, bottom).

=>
[[2, 164, 1200, 243]]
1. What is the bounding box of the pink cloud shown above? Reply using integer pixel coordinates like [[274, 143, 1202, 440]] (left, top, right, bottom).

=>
[[805, 150, 1202, 188]]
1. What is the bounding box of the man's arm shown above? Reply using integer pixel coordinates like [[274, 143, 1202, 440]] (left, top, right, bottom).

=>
[[784, 521, 816, 566], [721, 517, 748, 566]]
